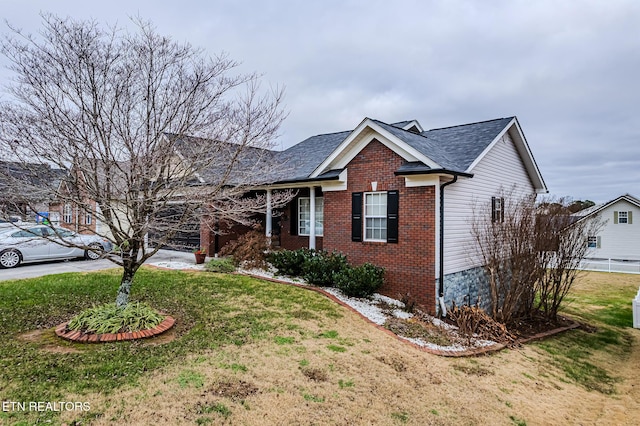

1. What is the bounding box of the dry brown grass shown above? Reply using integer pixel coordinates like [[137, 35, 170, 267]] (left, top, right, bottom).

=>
[[58, 271, 640, 425]]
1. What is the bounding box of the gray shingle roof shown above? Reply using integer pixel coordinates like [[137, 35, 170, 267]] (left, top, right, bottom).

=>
[[421, 117, 514, 171], [276, 117, 515, 182], [277, 131, 351, 182]]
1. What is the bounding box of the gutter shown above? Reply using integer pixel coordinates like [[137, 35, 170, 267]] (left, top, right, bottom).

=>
[[438, 174, 459, 317]]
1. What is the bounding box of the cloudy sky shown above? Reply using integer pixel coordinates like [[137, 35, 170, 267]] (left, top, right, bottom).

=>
[[1, 0, 638, 203]]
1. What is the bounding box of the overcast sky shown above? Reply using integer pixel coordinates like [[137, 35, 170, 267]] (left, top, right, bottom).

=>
[[2, 0, 638, 203]]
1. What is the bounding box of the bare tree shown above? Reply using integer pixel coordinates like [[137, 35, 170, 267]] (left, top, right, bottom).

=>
[[0, 14, 290, 307], [471, 190, 541, 324], [534, 199, 604, 320], [471, 192, 604, 324]]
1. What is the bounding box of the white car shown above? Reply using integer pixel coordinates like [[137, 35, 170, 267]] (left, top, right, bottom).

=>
[[0, 225, 113, 268]]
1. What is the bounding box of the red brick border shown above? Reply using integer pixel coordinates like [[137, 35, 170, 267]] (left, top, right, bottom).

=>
[[55, 316, 175, 343], [242, 273, 581, 357]]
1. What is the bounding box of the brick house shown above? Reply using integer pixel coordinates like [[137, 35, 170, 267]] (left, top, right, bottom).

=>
[[201, 116, 547, 315]]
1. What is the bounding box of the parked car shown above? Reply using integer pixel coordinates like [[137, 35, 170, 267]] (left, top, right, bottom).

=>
[[0, 225, 113, 268]]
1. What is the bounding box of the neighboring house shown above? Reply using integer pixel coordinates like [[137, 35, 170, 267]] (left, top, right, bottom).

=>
[[49, 168, 109, 237], [0, 161, 64, 223], [201, 116, 547, 315], [574, 194, 640, 261]]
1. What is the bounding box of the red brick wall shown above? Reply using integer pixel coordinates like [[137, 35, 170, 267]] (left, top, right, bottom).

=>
[[323, 139, 437, 313]]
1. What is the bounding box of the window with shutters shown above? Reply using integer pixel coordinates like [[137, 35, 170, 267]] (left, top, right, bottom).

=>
[[617, 211, 628, 224], [364, 192, 387, 241], [352, 191, 398, 243]]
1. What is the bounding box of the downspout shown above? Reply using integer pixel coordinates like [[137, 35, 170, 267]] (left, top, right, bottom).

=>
[[438, 175, 458, 317]]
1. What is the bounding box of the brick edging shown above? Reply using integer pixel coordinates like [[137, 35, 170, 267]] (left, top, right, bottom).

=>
[[55, 316, 175, 343], [242, 273, 580, 357]]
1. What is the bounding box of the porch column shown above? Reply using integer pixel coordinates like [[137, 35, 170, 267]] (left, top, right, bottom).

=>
[[265, 189, 273, 240], [309, 186, 316, 249]]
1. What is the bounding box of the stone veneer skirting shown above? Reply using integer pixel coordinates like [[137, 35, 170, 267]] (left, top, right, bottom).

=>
[[55, 316, 175, 343], [439, 266, 492, 312]]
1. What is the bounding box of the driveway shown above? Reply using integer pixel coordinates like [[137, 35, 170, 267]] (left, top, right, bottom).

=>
[[0, 249, 197, 281]]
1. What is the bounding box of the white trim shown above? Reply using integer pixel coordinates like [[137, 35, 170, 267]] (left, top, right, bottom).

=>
[[404, 175, 440, 187], [309, 188, 316, 249], [265, 189, 272, 238], [363, 191, 388, 242], [298, 196, 324, 238], [466, 118, 547, 194], [310, 118, 441, 178], [399, 120, 424, 133]]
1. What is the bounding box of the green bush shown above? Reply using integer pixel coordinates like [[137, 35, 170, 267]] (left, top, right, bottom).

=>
[[67, 302, 165, 334], [334, 263, 385, 298], [205, 257, 236, 273], [302, 250, 349, 287], [268, 248, 314, 276]]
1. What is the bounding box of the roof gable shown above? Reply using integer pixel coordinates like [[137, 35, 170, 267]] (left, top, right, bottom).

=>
[[309, 118, 443, 178], [574, 194, 640, 220], [270, 116, 547, 192]]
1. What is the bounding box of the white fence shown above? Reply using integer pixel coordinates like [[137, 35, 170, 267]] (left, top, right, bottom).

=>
[[578, 258, 640, 274], [634, 288, 640, 329]]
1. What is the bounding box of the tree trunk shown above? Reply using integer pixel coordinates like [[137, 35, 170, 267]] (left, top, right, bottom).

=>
[[116, 267, 135, 308], [116, 252, 140, 308]]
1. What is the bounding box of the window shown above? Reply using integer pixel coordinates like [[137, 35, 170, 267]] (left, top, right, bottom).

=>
[[364, 192, 387, 241], [298, 197, 323, 236], [587, 236, 600, 248], [85, 209, 92, 225], [63, 204, 73, 223], [491, 197, 504, 223], [618, 211, 628, 224], [352, 191, 399, 243]]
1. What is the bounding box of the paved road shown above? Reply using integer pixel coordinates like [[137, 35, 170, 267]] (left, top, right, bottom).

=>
[[0, 249, 197, 281]]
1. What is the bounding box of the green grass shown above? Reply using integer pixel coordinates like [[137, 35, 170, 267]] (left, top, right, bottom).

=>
[[0, 267, 341, 424], [532, 272, 636, 394]]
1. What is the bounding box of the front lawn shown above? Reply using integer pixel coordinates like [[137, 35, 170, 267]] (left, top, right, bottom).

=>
[[0, 268, 638, 425], [0, 268, 341, 424]]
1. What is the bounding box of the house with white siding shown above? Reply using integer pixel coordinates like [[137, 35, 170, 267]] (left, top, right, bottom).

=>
[[200, 116, 548, 315], [574, 194, 640, 261]]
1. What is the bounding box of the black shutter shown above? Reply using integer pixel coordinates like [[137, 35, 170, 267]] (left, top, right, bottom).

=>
[[352, 192, 363, 242], [491, 197, 497, 223], [387, 190, 399, 243], [500, 197, 505, 223], [290, 198, 298, 236]]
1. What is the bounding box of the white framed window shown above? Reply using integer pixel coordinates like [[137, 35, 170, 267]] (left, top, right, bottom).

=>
[[298, 197, 323, 236], [63, 204, 73, 223], [364, 192, 387, 241], [618, 211, 628, 224], [85, 210, 92, 225], [587, 236, 599, 248]]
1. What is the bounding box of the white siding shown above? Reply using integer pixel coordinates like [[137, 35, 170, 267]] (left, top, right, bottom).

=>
[[586, 200, 640, 260], [441, 130, 536, 275]]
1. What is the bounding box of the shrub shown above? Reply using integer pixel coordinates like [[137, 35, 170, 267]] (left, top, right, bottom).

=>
[[219, 226, 271, 269], [334, 263, 385, 298], [302, 250, 349, 287], [67, 302, 165, 334], [205, 257, 236, 273], [268, 248, 314, 276]]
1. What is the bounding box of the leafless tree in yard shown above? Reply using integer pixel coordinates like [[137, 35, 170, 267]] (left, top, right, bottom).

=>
[[0, 14, 291, 307], [534, 199, 604, 320], [471, 190, 541, 324], [471, 192, 603, 324]]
